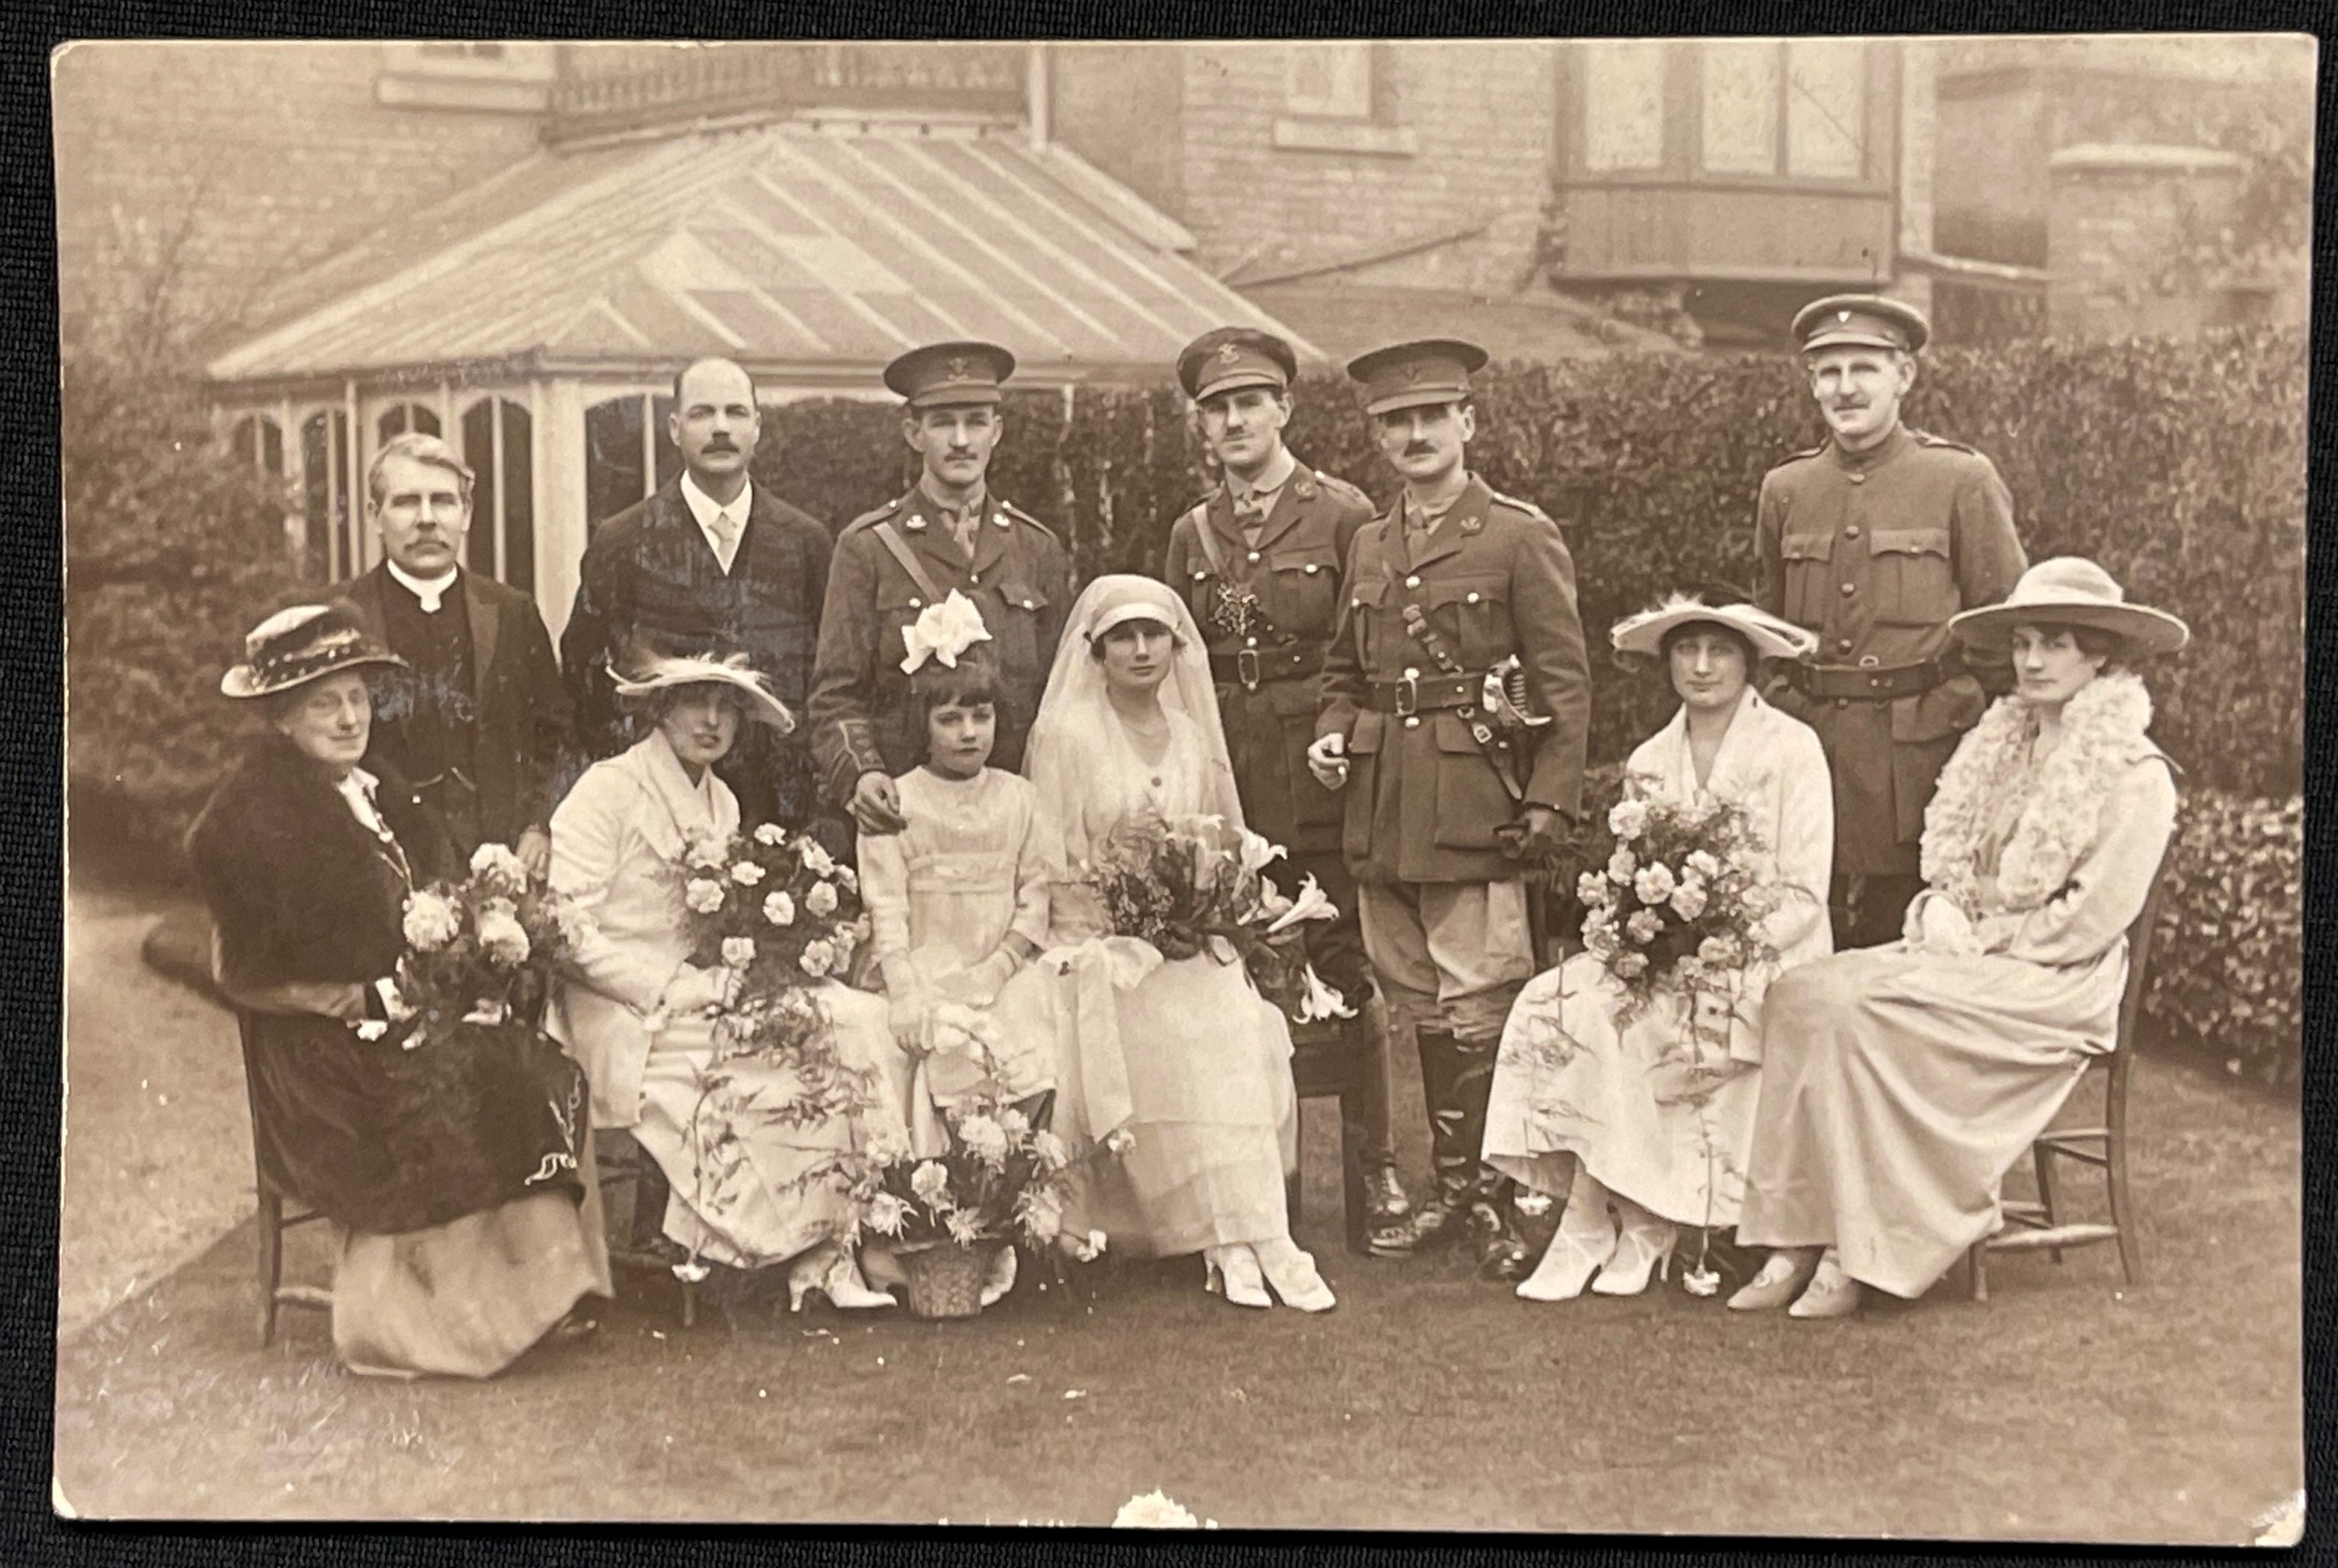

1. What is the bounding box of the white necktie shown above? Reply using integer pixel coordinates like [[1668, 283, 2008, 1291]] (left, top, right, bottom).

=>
[[710, 511, 741, 571]]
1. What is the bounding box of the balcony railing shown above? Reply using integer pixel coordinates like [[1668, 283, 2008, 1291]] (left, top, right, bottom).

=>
[[547, 43, 1028, 144]]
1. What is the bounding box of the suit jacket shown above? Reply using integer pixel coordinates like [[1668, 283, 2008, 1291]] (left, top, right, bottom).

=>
[[807, 487, 1073, 805], [1162, 459, 1376, 856], [1318, 474, 1592, 885], [559, 479, 832, 829], [339, 565, 570, 857]]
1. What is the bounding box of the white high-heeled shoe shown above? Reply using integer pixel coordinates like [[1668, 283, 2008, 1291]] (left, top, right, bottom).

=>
[[1590, 1202, 1678, 1297], [1517, 1170, 1618, 1302], [1787, 1247, 1864, 1319], [1204, 1244, 1272, 1309], [787, 1243, 896, 1313], [978, 1245, 1018, 1308], [1252, 1236, 1336, 1313]]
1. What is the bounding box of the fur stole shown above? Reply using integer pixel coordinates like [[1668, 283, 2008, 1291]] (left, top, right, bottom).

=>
[[1920, 669, 2158, 916]]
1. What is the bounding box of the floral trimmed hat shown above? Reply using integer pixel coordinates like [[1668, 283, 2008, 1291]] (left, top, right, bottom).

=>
[[612, 649, 796, 732], [1609, 595, 1817, 662], [221, 604, 407, 699]]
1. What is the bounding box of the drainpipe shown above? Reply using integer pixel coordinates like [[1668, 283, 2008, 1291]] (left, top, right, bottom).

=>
[[1027, 43, 1051, 150]]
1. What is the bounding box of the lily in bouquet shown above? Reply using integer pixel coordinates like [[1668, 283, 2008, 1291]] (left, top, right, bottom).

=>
[[389, 842, 574, 1047], [1078, 813, 1341, 1019]]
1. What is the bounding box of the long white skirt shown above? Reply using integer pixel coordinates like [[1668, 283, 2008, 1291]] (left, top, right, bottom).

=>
[[1484, 955, 1764, 1230]]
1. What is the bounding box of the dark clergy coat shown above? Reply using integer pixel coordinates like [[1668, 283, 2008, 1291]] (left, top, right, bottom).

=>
[[1162, 460, 1375, 858], [806, 487, 1073, 806], [1318, 474, 1592, 887], [339, 564, 570, 858], [558, 479, 832, 830], [1754, 422, 2027, 875]]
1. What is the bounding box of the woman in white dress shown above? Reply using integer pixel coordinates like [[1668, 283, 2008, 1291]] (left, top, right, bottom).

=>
[[1731, 559, 2186, 1318], [1027, 574, 1335, 1312], [1485, 598, 1834, 1301], [547, 653, 899, 1311]]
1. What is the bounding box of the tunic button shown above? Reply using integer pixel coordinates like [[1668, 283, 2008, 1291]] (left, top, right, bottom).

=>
[[909, 597, 922, 609], [1305, 564, 1320, 574], [1840, 583, 1856, 597], [969, 571, 980, 583], [1850, 473, 1867, 485], [1248, 551, 1261, 563], [1405, 575, 1422, 589], [1837, 638, 1854, 654], [1465, 592, 1480, 604], [1404, 667, 1420, 679], [1404, 716, 1422, 729], [1843, 525, 1861, 540], [1245, 636, 1257, 647]]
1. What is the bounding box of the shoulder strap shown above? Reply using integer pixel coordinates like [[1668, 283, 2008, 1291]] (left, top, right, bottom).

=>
[[871, 521, 946, 603], [1186, 502, 1226, 576]]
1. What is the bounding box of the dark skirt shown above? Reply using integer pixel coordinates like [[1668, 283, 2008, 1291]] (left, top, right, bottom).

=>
[[246, 1013, 590, 1236]]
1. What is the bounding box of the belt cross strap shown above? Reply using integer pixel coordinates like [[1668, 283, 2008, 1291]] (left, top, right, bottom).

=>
[[871, 521, 947, 606]]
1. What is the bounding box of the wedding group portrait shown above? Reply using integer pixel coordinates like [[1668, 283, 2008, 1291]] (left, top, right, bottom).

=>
[[51, 33, 2307, 1538]]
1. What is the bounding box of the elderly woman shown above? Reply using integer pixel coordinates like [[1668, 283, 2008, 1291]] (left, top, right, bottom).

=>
[[548, 651, 899, 1311], [1731, 559, 2187, 1317], [1028, 574, 1335, 1313], [1484, 598, 1834, 1302], [187, 606, 608, 1378]]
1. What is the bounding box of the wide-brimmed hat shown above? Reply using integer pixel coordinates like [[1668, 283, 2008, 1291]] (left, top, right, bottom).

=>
[[221, 604, 407, 700], [1609, 595, 1818, 662], [1947, 557, 2190, 659], [612, 651, 797, 732]]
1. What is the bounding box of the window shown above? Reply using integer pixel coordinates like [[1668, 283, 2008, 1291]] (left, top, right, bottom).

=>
[[1693, 39, 1867, 180], [1783, 38, 1866, 180], [1581, 42, 1667, 172], [1701, 38, 1781, 175], [376, 402, 441, 444], [1285, 43, 1374, 119], [461, 396, 535, 592], [300, 410, 357, 580], [231, 414, 285, 476]]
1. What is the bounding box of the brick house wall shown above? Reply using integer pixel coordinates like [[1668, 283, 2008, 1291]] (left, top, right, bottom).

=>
[[52, 41, 545, 334]]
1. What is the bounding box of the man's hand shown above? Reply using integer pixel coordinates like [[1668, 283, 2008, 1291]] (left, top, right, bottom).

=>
[[515, 826, 553, 879], [1509, 806, 1570, 861], [1306, 732, 1350, 792], [850, 770, 908, 836]]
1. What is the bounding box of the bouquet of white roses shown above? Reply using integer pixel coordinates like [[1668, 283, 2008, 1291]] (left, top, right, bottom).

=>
[[390, 842, 574, 1045], [1576, 784, 1785, 1022]]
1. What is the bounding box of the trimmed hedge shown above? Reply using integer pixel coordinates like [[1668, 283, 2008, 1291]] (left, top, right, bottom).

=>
[[2148, 789, 2303, 1086]]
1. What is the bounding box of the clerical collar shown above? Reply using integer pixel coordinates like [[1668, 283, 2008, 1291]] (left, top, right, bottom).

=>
[[386, 559, 459, 613], [681, 470, 754, 529], [1227, 445, 1297, 510]]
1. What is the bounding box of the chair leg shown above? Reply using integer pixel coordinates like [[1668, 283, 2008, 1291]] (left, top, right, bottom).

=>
[[681, 1281, 699, 1331], [1287, 1099, 1306, 1231], [1969, 1241, 1989, 1302], [1338, 1086, 1370, 1257], [255, 1186, 283, 1348], [2108, 1129, 2143, 1287], [2033, 1144, 2064, 1264]]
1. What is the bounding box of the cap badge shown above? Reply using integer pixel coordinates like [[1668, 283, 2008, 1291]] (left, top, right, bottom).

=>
[[1401, 362, 1425, 383], [1217, 342, 1243, 365], [946, 356, 971, 380], [1837, 310, 1852, 324]]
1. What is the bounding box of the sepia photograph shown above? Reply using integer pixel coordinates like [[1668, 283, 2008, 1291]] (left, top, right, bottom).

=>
[[51, 34, 2309, 1535]]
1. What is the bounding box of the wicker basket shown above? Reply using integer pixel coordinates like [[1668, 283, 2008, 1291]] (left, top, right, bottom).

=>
[[899, 1240, 1000, 1319]]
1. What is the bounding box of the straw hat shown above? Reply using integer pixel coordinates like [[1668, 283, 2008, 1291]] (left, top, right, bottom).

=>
[[1609, 595, 1818, 662], [221, 604, 406, 700], [1947, 558, 2190, 659], [612, 651, 796, 732]]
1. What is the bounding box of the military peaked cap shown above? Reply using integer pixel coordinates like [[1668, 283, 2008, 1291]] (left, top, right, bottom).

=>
[[884, 341, 1017, 410], [1346, 338, 1488, 416], [1177, 327, 1296, 403], [1792, 294, 1932, 355]]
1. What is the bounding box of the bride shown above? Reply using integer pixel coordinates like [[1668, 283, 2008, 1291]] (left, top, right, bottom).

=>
[[1027, 575, 1336, 1313]]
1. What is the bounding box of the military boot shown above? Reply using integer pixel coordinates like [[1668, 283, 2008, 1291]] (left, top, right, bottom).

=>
[[1450, 1032, 1532, 1282], [1384, 1029, 1471, 1256], [1350, 1003, 1415, 1256]]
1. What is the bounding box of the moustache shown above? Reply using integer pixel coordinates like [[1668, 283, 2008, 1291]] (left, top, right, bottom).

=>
[[1403, 443, 1435, 457], [703, 440, 738, 453]]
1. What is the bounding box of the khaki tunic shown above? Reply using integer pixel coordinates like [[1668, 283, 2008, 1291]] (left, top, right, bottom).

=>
[[1162, 463, 1375, 857], [1318, 475, 1592, 886], [1754, 424, 2026, 876], [806, 490, 1074, 806]]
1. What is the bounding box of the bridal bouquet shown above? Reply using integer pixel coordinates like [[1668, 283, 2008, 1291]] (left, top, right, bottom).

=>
[[679, 823, 866, 1003], [1576, 786, 1785, 1022], [1079, 813, 1340, 1018], [384, 842, 573, 1046]]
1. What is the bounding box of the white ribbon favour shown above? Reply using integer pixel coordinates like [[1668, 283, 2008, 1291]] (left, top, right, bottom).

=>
[[899, 590, 995, 674]]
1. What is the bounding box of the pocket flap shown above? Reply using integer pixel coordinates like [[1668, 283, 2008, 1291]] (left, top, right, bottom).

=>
[[1869, 528, 1951, 559], [995, 579, 1050, 613], [1421, 574, 1508, 610], [1781, 532, 1835, 563], [1267, 549, 1338, 577], [1431, 710, 1486, 755]]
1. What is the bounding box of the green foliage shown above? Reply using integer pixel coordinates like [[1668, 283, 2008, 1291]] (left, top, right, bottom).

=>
[[2146, 788, 2302, 1087]]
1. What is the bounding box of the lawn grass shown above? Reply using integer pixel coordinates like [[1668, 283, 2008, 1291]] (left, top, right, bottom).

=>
[[52, 1039, 2299, 1538]]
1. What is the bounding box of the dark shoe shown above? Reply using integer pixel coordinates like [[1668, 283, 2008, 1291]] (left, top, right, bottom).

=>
[[1364, 1162, 1412, 1223], [1469, 1200, 1534, 1282]]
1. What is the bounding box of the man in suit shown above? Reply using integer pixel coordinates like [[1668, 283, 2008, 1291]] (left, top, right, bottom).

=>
[[559, 357, 834, 830], [1162, 326, 1413, 1252], [1754, 295, 2027, 948], [338, 433, 570, 873], [808, 340, 1074, 836], [1310, 339, 1592, 1280]]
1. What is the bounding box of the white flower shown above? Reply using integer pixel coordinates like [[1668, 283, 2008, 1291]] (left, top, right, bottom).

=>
[[1633, 862, 1677, 903], [1625, 909, 1664, 944], [476, 907, 531, 968], [832, 866, 859, 895], [730, 860, 765, 887], [1697, 934, 1744, 970], [685, 833, 730, 871], [1685, 850, 1723, 881], [1253, 876, 1293, 922], [997, 1107, 1031, 1139], [910, 1160, 951, 1206], [753, 823, 787, 847], [1031, 1130, 1071, 1171], [1607, 847, 1638, 884], [468, 842, 529, 894], [865, 1191, 910, 1237], [1667, 882, 1709, 921], [763, 890, 796, 927], [1263, 873, 1337, 934], [945, 1209, 986, 1246], [671, 1259, 712, 1285], [685, 878, 726, 914], [401, 890, 461, 952], [1296, 965, 1357, 1023], [863, 1124, 912, 1166], [1104, 1127, 1135, 1157], [1608, 798, 1650, 840], [797, 838, 838, 877], [1115, 1491, 1202, 1529], [1018, 1185, 1064, 1242], [898, 588, 995, 674], [805, 881, 840, 917], [1236, 830, 1286, 879], [959, 1114, 1010, 1168], [352, 1019, 389, 1043], [552, 899, 596, 952], [799, 939, 837, 978], [721, 937, 757, 969], [1073, 1229, 1108, 1262], [1576, 870, 1614, 907], [1611, 950, 1649, 979]]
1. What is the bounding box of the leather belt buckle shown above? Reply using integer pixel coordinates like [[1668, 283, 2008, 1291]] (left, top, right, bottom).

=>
[[1392, 675, 1419, 719], [1235, 647, 1262, 692]]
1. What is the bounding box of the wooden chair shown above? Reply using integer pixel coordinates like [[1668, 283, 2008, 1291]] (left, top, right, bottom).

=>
[[1285, 1017, 1374, 1255], [1968, 869, 2166, 1301], [233, 1013, 333, 1347]]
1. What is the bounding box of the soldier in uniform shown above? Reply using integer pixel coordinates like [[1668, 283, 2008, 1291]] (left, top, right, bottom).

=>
[[808, 341, 1075, 836], [1161, 326, 1413, 1253], [1308, 339, 1592, 1280], [1754, 295, 2028, 949]]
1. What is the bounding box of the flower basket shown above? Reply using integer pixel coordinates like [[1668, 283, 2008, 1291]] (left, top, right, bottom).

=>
[[898, 1240, 1000, 1320]]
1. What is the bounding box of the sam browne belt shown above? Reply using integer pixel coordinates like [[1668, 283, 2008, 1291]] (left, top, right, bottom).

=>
[[1209, 643, 1322, 690], [1786, 655, 1946, 702]]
